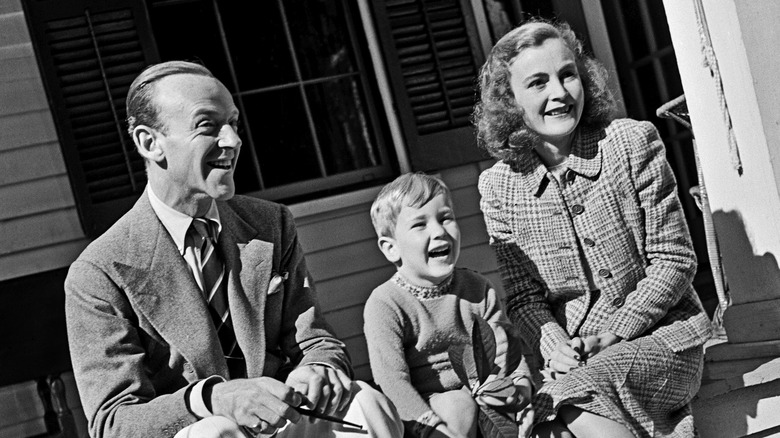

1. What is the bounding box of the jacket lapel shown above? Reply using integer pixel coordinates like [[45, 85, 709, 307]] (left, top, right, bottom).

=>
[[217, 202, 274, 378], [116, 193, 227, 378]]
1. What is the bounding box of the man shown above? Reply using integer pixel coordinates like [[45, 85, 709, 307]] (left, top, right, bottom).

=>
[[65, 61, 403, 438]]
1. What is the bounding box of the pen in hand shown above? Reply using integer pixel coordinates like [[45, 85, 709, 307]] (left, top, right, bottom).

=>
[[293, 406, 363, 429]]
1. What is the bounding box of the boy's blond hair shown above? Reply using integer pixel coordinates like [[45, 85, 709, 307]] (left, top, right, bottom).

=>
[[370, 172, 453, 238]]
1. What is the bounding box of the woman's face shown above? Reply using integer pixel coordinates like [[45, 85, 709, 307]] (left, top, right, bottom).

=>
[[509, 37, 584, 150]]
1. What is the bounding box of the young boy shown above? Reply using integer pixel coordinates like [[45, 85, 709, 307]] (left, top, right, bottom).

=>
[[364, 173, 533, 438]]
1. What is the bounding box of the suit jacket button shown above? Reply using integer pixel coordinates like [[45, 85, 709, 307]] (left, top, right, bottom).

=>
[[565, 169, 576, 182], [183, 362, 194, 374], [598, 268, 612, 278], [612, 297, 625, 307], [572, 204, 585, 215], [583, 237, 595, 247]]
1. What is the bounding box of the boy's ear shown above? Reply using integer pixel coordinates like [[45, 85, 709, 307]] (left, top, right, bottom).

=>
[[377, 236, 401, 264], [133, 125, 165, 163]]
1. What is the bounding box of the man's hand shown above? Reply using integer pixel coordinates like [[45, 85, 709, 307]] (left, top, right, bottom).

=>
[[285, 364, 353, 417], [209, 377, 302, 434]]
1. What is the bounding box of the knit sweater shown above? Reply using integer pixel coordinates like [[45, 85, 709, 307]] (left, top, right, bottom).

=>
[[363, 268, 528, 433]]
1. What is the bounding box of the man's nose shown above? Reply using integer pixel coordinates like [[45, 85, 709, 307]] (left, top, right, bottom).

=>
[[219, 124, 242, 148]]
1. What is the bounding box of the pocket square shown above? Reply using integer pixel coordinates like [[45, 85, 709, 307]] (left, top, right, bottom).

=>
[[267, 272, 288, 295]]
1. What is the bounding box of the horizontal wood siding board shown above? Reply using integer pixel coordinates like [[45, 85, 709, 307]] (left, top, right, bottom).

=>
[[0, 10, 28, 46], [0, 0, 22, 15], [296, 210, 377, 254], [305, 238, 387, 282], [324, 304, 365, 340], [316, 265, 396, 314], [0, 175, 75, 220], [0, 239, 88, 282], [1, 208, 83, 255], [0, 42, 36, 81], [341, 335, 370, 381], [0, 142, 66, 185], [0, 110, 59, 152], [0, 77, 49, 117]]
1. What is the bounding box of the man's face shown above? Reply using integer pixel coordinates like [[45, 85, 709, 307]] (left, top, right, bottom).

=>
[[152, 74, 241, 208]]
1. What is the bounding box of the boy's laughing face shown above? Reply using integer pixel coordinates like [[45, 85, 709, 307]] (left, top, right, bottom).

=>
[[379, 194, 461, 287]]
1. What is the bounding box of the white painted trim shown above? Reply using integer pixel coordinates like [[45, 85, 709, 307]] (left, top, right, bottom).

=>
[[287, 185, 382, 219], [356, 0, 411, 174], [580, 0, 627, 118]]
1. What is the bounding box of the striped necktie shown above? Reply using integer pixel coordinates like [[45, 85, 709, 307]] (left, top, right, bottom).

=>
[[189, 218, 245, 377]]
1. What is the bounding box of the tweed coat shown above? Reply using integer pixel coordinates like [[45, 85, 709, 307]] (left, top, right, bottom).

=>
[[478, 118, 712, 363], [65, 191, 351, 438]]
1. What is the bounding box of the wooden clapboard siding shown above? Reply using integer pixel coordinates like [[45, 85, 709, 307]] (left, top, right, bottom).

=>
[[293, 163, 502, 382], [0, 4, 89, 282]]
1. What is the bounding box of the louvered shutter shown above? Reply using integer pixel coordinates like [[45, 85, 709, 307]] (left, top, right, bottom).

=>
[[23, 0, 158, 238], [371, 0, 488, 171]]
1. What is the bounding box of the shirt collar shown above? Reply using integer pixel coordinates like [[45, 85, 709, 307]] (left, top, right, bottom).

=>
[[515, 126, 603, 196], [147, 185, 222, 255]]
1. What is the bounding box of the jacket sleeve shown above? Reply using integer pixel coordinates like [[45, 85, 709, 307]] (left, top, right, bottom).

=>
[[65, 260, 196, 438], [603, 121, 698, 340], [479, 170, 570, 360], [276, 205, 353, 376]]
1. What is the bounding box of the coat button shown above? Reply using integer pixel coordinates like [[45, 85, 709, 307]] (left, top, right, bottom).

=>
[[565, 169, 576, 182], [583, 237, 595, 247], [183, 362, 194, 374], [598, 268, 612, 278], [571, 204, 585, 215], [612, 296, 625, 307]]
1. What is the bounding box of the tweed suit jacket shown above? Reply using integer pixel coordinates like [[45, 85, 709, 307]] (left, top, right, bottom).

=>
[[65, 191, 351, 438], [478, 118, 712, 362]]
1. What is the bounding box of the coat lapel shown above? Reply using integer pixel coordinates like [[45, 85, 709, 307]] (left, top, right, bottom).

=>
[[115, 193, 227, 378], [217, 202, 274, 378]]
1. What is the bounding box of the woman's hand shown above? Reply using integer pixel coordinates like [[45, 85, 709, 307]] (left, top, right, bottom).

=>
[[581, 332, 622, 359], [545, 338, 586, 375]]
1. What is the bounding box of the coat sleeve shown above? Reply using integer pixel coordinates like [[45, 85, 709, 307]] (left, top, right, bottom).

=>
[[479, 170, 570, 360], [275, 205, 352, 376], [65, 260, 196, 438], [603, 121, 698, 340]]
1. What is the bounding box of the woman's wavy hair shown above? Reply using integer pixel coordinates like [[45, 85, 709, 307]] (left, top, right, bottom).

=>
[[472, 19, 615, 163]]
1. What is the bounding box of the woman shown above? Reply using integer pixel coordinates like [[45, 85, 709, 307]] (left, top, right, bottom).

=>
[[474, 19, 712, 438]]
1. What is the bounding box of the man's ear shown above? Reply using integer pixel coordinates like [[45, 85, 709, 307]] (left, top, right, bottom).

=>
[[377, 236, 401, 264], [132, 125, 164, 163]]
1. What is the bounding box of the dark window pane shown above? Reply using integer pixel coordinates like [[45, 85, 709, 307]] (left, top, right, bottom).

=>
[[218, 2, 296, 90], [284, 0, 357, 80], [307, 77, 380, 175], [621, 4, 649, 60], [147, 0, 235, 91], [661, 53, 684, 98], [242, 89, 321, 187], [232, 129, 261, 193], [647, 0, 672, 50]]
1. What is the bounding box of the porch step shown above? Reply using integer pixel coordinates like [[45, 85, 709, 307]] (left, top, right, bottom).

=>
[[693, 340, 780, 437]]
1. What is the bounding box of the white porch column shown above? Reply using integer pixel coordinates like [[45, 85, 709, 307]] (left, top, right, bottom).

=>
[[663, 1, 780, 436]]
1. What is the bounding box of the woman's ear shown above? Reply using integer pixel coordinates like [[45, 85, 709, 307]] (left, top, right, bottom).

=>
[[132, 125, 165, 163], [377, 236, 401, 264]]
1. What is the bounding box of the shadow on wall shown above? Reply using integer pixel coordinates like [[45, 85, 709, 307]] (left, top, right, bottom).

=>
[[715, 210, 780, 308], [692, 210, 780, 438]]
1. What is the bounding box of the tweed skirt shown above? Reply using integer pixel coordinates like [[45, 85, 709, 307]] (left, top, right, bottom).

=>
[[533, 335, 704, 437]]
